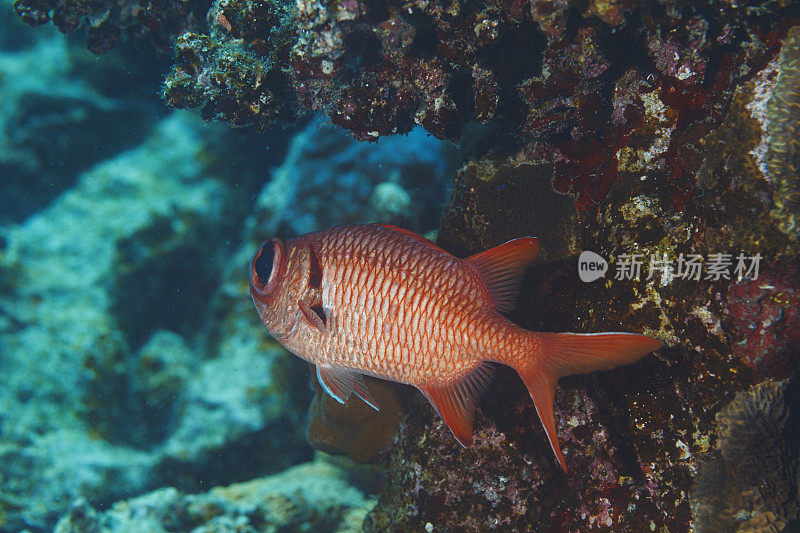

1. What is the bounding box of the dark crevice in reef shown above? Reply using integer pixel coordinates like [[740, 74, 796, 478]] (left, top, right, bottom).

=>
[[477, 21, 546, 87], [406, 12, 440, 60], [342, 30, 384, 81], [111, 216, 223, 352], [156, 414, 313, 493]]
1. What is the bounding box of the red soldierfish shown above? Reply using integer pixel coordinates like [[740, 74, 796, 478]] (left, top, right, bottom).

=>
[[249, 224, 660, 471]]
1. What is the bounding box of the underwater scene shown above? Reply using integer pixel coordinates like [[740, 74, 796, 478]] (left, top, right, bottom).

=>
[[1, 0, 799, 531]]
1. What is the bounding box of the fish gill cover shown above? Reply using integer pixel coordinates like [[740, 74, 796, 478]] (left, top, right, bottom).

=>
[[1, 0, 799, 531]]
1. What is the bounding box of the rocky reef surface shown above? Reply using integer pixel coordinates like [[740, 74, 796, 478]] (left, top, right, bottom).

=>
[[6, 0, 800, 531], [53, 455, 376, 533]]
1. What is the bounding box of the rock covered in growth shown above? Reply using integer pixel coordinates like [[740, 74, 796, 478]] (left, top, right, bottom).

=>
[[53, 458, 375, 533], [11, 0, 210, 53], [162, 0, 795, 201], [727, 260, 800, 379], [692, 379, 800, 532], [162, 0, 297, 130], [162, 0, 797, 213]]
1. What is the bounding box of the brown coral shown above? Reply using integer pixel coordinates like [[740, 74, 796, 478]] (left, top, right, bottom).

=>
[[692, 379, 800, 532], [306, 367, 406, 464]]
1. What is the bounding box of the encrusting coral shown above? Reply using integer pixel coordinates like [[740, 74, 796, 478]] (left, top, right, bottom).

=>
[[727, 259, 800, 379], [162, 0, 297, 130]]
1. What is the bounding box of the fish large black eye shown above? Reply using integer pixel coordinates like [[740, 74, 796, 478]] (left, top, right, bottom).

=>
[[253, 243, 274, 284]]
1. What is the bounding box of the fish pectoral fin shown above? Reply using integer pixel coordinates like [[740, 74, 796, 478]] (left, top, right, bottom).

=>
[[418, 362, 496, 447], [465, 237, 539, 314], [299, 299, 327, 333], [316, 364, 380, 411]]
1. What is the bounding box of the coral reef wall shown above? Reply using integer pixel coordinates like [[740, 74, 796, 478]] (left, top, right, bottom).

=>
[[8, 0, 800, 531], [363, 12, 800, 533]]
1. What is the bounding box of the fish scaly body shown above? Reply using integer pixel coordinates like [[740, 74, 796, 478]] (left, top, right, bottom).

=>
[[249, 223, 660, 470]]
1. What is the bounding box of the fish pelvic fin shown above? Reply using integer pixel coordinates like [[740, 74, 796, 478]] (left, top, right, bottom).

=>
[[419, 362, 496, 447], [317, 364, 380, 411], [466, 237, 539, 314], [514, 332, 661, 472]]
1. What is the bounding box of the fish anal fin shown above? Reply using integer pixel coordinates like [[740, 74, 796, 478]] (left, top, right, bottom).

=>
[[522, 370, 567, 472], [300, 300, 327, 333], [375, 224, 447, 252], [316, 364, 380, 411], [466, 237, 539, 313], [419, 362, 496, 447]]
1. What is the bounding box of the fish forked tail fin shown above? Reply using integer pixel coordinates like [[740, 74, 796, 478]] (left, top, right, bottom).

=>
[[514, 332, 661, 472]]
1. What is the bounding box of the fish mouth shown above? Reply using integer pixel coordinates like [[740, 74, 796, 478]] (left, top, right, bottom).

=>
[[251, 297, 269, 322]]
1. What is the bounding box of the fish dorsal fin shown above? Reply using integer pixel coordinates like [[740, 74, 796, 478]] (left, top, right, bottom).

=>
[[418, 362, 496, 446], [316, 364, 380, 411], [466, 237, 539, 313], [375, 224, 447, 252]]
